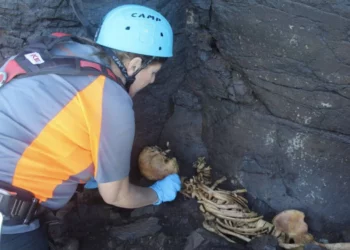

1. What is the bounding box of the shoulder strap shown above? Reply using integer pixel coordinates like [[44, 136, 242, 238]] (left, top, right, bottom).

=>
[[0, 33, 125, 91]]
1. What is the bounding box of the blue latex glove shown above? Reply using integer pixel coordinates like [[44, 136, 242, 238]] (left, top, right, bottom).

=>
[[84, 177, 98, 189], [149, 174, 181, 205]]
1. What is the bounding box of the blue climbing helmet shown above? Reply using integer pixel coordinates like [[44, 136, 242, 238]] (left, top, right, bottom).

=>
[[95, 4, 173, 58]]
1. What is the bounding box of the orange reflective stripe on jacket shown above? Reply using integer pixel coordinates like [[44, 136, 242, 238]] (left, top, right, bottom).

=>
[[13, 76, 105, 203]]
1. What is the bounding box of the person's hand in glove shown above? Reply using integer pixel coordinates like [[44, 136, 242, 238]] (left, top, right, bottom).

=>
[[149, 174, 181, 205], [84, 177, 98, 189]]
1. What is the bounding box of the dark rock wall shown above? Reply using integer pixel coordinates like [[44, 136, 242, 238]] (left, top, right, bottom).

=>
[[0, 0, 83, 61], [1, 0, 349, 235], [179, 0, 350, 235]]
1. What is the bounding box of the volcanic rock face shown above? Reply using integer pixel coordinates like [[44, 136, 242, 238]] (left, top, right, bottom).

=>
[[180, 0, 350, 235], [1, 0, 349, 235]]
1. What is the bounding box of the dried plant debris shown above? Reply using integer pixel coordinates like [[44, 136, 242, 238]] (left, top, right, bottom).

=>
[[181, 158, 350, 250]]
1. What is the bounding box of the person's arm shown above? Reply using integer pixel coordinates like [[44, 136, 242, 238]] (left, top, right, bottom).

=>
[[99, 174, 181, 208], [98, 176, 158, 208], [85, 77, 181, 208]]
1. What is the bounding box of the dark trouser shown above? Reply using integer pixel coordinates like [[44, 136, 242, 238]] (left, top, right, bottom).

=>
[[0, 226, 49, 250]]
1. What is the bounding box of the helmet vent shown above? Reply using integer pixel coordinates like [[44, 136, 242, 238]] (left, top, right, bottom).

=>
[[159, 47, 162, 50], [160, 32, 164, 37], [125, 26, 131, 30]]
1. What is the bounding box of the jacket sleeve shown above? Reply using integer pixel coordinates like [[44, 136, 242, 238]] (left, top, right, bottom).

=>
[[92, 77, 135, 183]]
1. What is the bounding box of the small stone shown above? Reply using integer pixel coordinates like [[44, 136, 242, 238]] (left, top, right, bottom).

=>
[[184, 228, 240, 250], [130, 205, 158, 218], [184, 230, 207, 250], [227, 86, 235, 95], [109, 217, 161, 240], [150, 233, 167, 248], [229, 94, 237, 102], [110, 210, 121, 220], [233, 81, 248, 96], [55, 238, 80, 250], [247, 235, 282, 250], [199, 51, 210, 61], [318, 239, 329, 244], [342, 229, 350, 242], [108, 240, 117, 249]]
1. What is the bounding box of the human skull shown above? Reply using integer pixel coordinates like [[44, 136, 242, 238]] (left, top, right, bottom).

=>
[[139, 146, 179, 180]]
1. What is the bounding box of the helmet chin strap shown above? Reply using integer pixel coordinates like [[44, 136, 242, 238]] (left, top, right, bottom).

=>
[[103, 47, 155, 92], [103, 47, 134, 91]]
